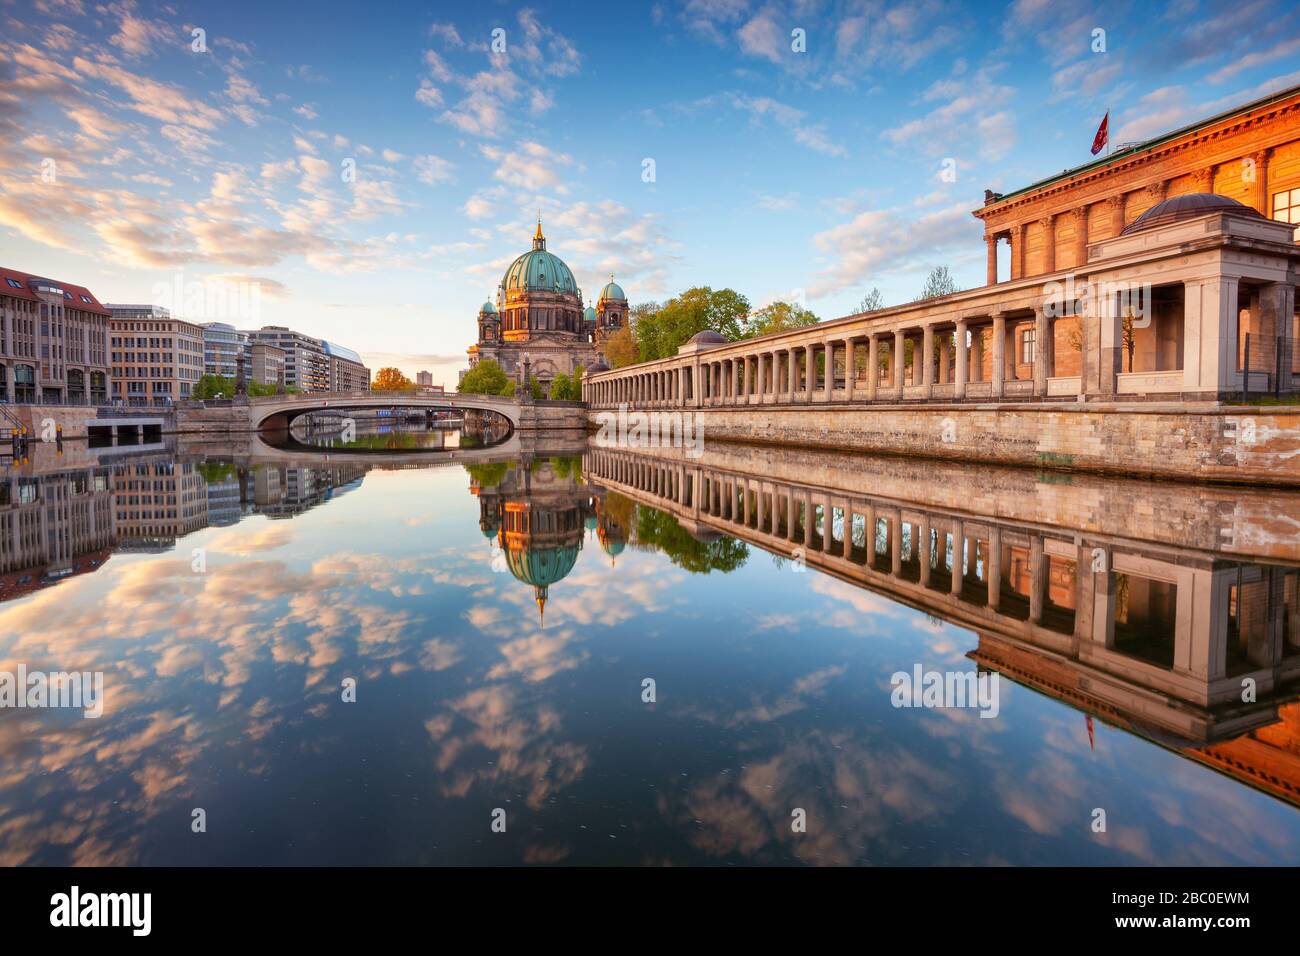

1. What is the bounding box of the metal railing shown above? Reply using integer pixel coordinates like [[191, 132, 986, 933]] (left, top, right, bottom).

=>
[[1241, 334, 1298, 399]]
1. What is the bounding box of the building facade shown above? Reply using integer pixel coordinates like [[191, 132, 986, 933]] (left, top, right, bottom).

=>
[[201, 322, 248, 379], [0, 267, 110, 404], [587, 86, 1300, 408], [467, 221, 626, 387], [107, 304, 204, 405], [322, 340, 370, 392], [416, 370, 433, 387], [249, 342, 286, 387], [242, 326, 368, 392]]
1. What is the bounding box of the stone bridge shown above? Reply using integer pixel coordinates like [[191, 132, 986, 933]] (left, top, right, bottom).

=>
[[245, 391, 523, 431]]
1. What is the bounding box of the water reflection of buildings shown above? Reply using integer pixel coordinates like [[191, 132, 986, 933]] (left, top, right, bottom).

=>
[[584, 446, 1300, 807], [470, 458, 622, 619], [0, 449, 369, 606], [0, 464, 115, 603]]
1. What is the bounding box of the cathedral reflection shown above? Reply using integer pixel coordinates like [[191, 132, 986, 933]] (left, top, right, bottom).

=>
[[470, 456, 626, 620]]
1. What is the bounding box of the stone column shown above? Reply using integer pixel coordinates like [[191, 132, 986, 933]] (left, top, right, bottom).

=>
[[986, 233, 998, 286], [922, 324, 935, 388], [987, 528, 1002, 609], [954, 319, 968, 397], [918, 514, 932, 588], [785, 349, 796, 398], [1033, 306, 1049, 395], [1106, 194, 1125, 237], [1029, 535, 1045, 624], [893, 329, 905, 391], [804, 346, 815, 402], [866, 335, 879, 400], [938, 331, 951, 385], [740, 353, 751, 405], [1010, 223, 1026, 280], [1072, 206, 1089, 269], [824, 342, 835, 402], [1250, 149, 1271, 216], [949, 522, 965, 596], [1040, 215, 1056, 274], [992, 313, 1006, 397], [970, 324, 984, 382]]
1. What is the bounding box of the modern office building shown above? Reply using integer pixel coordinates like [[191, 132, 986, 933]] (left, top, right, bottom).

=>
[[200, 322, 248, 379], [250, 342, 286, 387], [416, 370, 433, 387], [0, 267, 110, 404], [243, 326, 329, 391], [106, 304, 204, 405], [322, 340, 370, 392]]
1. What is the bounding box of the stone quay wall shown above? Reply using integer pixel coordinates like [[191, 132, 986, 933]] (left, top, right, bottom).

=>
[[587, 400, 1300, 487]]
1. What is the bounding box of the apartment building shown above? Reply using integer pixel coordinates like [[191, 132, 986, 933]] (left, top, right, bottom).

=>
[[107, 304, 205, 405], [201, 322, 248, 379], [0, 267, 110, 404]]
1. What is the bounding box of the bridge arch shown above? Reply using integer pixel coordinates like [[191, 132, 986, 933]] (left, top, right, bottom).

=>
[[248, 393, 522, 433]]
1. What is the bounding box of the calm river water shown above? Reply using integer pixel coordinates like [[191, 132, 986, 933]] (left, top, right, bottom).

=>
[[2, 430, 1299, 865]]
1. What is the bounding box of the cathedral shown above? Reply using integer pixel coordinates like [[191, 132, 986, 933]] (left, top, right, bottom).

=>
[[466, 220, 626, 388]]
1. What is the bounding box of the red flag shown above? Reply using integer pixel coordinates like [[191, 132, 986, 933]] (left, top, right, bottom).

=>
[[1091, 112, 1109, 156]]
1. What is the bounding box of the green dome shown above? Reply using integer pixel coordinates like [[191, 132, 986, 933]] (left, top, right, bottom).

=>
[[502, 249, 578, 295], [504, 543, 580, 588], [480, 300, 497, 314], [583, 305, 597, 323], [601, 539, 625, 558], [599, 279, 625, 301]]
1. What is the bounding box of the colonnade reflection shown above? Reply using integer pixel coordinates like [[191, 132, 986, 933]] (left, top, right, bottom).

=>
[[583, 444, 1300, 806]]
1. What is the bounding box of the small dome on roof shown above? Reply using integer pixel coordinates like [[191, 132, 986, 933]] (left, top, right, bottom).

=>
[[589, 358, 610, 373], [1121, 193, 1263, 235], [688, 329, 727, 345], [480, 300, 497, 314], [583, 305, 597, 323], [599, 276, 626, 301]]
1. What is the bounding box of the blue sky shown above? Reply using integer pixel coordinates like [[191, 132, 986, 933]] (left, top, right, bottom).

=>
[[2, 0, 1298, 383]]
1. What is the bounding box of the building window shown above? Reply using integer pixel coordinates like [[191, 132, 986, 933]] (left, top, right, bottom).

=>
[[1272, 188, 1300, 224], [1021, 329, 1035, 365]]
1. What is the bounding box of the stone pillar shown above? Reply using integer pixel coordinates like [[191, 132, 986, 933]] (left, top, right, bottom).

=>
[[938, 332, 951, 385], [893, 329, 905, 391], [740, 353, 751, 405], [804, 346, 815, 402], [986, 233, 998, 285], [1010, 224, 1026, 280], [1098, 289, 1124, 396], [922, 324, 935, 388], [866, 335, 879, 400], [1106, 194, 1125, 237], [918, 514, 932, 588], [1039, 215, 1056, 274], [1029, 536, 1045, 624], [1033, 306, 1049, 395], [1251, 149, 1271, 217], [889, 512, 902, 576], [786, 349, 796, 398], [954, 319, 968, 397], [951, 521, 964, 596], [824, 342, 835, 402], [987, 528, 1001, 609], [991, 313, 1005, 396], [1072, 206, 1089, 269]]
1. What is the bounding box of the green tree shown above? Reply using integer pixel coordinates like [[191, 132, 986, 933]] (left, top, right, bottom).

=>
[[498, 379, 517, 397], [193, 374, 234, 399], [603, 325, 638, 368], [459, 360, 509, 395], [857, 287, 884, 312], [916, 266, 958, 301], [633, 288, 751, 361], [742, 300, 819, 337], [548, 372, 573, 401], [633, 506, 749, 573]]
